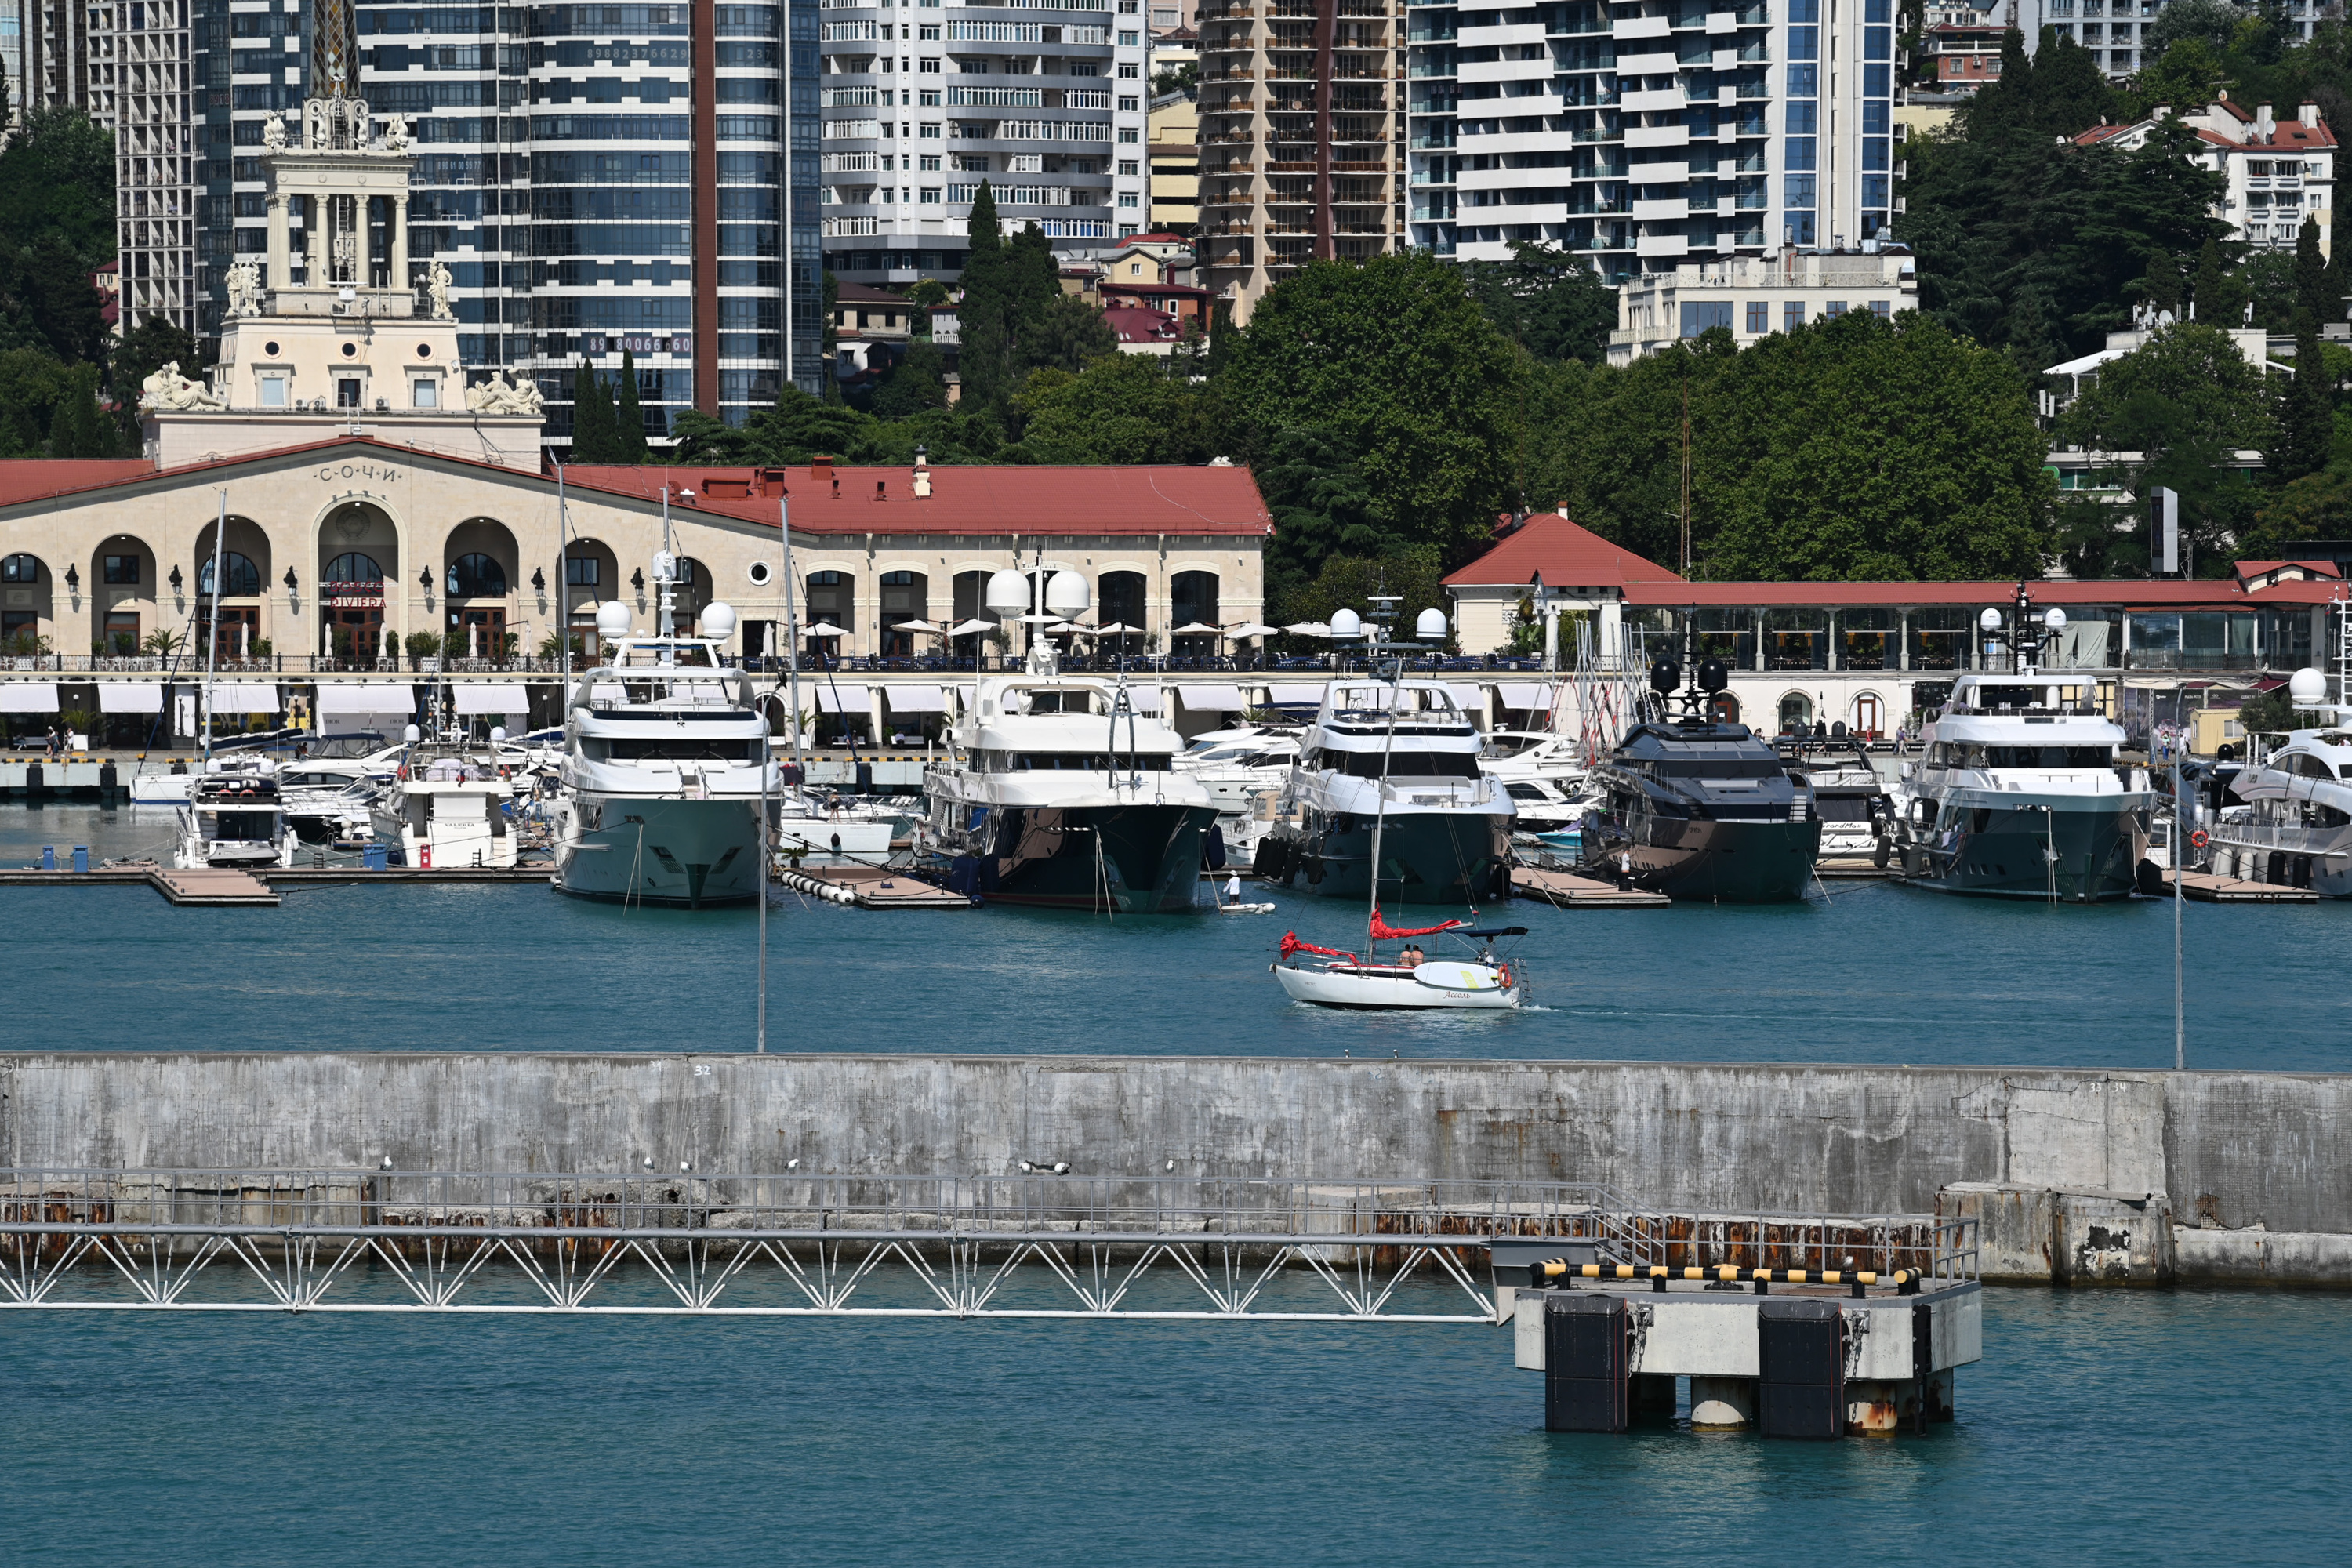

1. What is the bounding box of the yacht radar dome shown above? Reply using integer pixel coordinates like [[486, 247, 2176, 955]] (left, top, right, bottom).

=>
[[984, 569, 1029, 618], [1979, 607, 2004, 631], [1330, 608, 1363, 639], [651, 550, 677, 584], [2044, 607, 2067, 630], [2290, 666, 2328, 706], [1044, 571, 1090, 619], [491, 726, 506, 743], [596, 601, 633, 639], [404, 724, 421, 743], [1415, 608, 1448, 641], [701, 601, 738, 641]]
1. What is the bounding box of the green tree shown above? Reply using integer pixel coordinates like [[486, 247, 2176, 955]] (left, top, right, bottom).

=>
[[1702, 310, 2052, 580], [1254, 425, 1384, 618], [1022, 291, 1119, 374], [1220, 252, 1522, 570], [612, 348, 650, 463], [1009, 353, 1218, 464], [569, 359, 615, 462], [45, 362, 116, 457], [0, 344, 74, 457], [0, 107, 117, 267], [957, 183, 1011, 406], [2276, 216, 2336, 482], [2121, 38, 2226, 119], [1279, 549, 1452, 648], [2145, 0, 2242, 56], [2058, 321, 2272, 575], [1460, 241, 1620, 365], [2191, 238, 2248, 327], [871, 339, 950, 418]]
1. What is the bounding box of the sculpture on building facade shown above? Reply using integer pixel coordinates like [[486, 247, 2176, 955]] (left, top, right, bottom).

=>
[[139, 362, 228, 413], [426, 260, 455, 321], [465, 370, 545, 416], [383, 114, 413, 154], [262, 113, 286, 153], [224, 260, 262, 319]]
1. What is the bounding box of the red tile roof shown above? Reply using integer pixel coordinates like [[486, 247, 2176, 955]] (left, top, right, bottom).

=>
[[0, 440, 1271, 541], [1620, 578, 2346, 609], [1441, 512, 1682, 590], [1101, 305, 1186, 344], [563, 461, 1272, 537], [0, 459, 160, 505]]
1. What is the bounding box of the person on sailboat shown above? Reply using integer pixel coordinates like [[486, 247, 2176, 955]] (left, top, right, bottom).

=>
[[1399, 942, 1425, 967]]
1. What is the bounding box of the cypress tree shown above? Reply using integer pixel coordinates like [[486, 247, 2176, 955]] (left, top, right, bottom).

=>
[[47, 365, 114, 458], [2274, 216, 2334, 484], [1004, 222, 1061, 368], [570, 358, 614, 462], [958, 182, 1011, 405], [613, 348, 649, 462], [2190, 238, 2245, 328]]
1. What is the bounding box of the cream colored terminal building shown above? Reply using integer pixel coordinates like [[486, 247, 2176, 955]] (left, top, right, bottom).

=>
[[0, 103, 1269, 709]]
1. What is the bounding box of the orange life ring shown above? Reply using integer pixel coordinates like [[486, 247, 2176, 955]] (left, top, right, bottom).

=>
[[2190, 828, 2209, 850], [1497, 964, 1512, 989]]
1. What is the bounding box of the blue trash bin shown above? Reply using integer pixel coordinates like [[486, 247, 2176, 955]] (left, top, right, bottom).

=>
[[71, 846, 88, 873], [40, 846, 54, 870], [362, 843, 388, 871]]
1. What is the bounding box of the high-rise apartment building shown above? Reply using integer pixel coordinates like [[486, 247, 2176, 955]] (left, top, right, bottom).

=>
[[176, 0, 818, 456], [1403, 0, 1896, 278], [815, 0, 1151, 285], [107, 0, 199, 336], [1192, 0, 1405, 314]]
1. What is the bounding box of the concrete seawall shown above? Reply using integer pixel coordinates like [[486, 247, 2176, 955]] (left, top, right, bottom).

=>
[[3, 1053, 2347, 1282]]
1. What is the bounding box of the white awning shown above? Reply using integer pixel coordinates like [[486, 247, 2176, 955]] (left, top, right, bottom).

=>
[[1449, 683, 1486, 713], [212, 683, 281, 713], [99, 682, 164, 714], [318, 684, 416, 717], [1127, 686, 1163, 714], [1497, 682, 1557, 711], [1265, 683, 1325, 706], [815, 685, 873, 714], [1179, 684, 1247, 711], [454, 683, 532, 716], [885, 684, 947, 713], [0, 682, 60, 713]]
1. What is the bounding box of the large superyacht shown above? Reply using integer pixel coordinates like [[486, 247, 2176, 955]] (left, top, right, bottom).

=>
[[550, 585, 775, 907], [1885, 593, 2152, 902], [923, 568, 1219, 913]]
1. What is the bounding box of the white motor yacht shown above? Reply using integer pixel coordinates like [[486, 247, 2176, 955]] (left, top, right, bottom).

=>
[[550, 596, 775, 907], [2209, 719, 2352, 896], [1886, 671, 2152, 902], [923, 567, 1218, 913], [1258, 677, 1514, 906], [1182, 729, 1303, 815], [175, 774, 296, 869], [372, 745, 519, 869]]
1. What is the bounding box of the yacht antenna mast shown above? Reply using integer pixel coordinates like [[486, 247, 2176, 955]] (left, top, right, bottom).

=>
[[782, 488, 802, 772], [201, 488, 226, 764]]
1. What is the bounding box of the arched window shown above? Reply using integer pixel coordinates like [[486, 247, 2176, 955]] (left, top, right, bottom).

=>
[[1, 554, 39, 583], [1171, 570, 1219, 630], [198, 553, 262, 597], [448, 554, 508, 597], [1777, 691, 1814, 734], [1099, 571, 1145, 627], [324, 553, 384, 584]]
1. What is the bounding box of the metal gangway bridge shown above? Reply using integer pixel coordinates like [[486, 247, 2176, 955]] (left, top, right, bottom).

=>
[[0, 1170, 1976, 1323]]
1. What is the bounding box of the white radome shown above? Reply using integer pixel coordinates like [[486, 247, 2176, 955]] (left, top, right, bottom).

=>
[[1330, 608, 1363, 638], [1044, 570, 1090, 619], [701, 601, 737, 641], [596, 601, 633, 639], [985, 568, 1029, 617], [2289, 666, 2328, 706]]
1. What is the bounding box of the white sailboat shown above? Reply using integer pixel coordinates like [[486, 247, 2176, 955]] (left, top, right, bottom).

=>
[[1271, 601, 1526, 1011]]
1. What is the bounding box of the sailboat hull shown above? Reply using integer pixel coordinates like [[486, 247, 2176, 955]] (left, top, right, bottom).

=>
[[1274, 962, 1523, 1010], [958, 801, 1217, 913]]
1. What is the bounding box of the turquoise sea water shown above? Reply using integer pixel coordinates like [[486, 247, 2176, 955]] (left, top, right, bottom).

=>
[[2, 1289, 2347, 1566], [2, 802, 2346, 1069], [5, 801, 2350, 1562]]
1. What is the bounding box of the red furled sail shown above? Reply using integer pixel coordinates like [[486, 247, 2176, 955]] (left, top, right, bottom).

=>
[[1368, 907, 1466, 941], [1280, 931, 1357, 962]]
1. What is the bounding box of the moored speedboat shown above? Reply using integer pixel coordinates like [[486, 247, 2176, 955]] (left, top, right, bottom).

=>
[[2207, 711, 2352, 895], [175, 775, 296, 868]]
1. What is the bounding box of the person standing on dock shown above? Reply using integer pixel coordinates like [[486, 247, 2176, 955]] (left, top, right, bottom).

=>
[[44, 725, 60, 759]]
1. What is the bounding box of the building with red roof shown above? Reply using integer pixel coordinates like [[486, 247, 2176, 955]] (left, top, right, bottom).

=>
[[2072, 95, 2336, 258], [1440, 512, 2343, 737]]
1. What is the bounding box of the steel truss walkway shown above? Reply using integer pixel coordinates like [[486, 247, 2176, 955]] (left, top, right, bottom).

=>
[[1, 1170, 1658, 1323]]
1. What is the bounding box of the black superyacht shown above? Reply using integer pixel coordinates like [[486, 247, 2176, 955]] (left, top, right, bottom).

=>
[[1577, 655, 1822, 902]]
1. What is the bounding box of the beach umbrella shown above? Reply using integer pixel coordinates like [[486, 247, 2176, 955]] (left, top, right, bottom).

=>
[[1171, 622, 1222, 635], [803, 621, 848, 637], [1229, 622, 1282, 637], [1283, 622, 1333, 637], [891, 619, 945, 635]]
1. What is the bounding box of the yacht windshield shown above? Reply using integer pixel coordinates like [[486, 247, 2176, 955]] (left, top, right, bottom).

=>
[[588, 737, 761, 761], [1319, 750, 1479, 780]]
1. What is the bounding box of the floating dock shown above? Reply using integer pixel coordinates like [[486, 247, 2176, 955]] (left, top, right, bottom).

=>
[[0, 863, 280, 906], [2175, 870, 2320, 903], [1816, 855, 1893, 880], [775, 862, 974, 909], [1510, 866, 1671, 909]]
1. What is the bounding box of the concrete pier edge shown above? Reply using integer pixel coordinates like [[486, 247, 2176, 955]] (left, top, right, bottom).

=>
[[4, 1051, 2347, 1287]]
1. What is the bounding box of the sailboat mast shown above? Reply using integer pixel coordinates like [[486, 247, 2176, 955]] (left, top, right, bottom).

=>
[[1365, 608, 1404, 955]]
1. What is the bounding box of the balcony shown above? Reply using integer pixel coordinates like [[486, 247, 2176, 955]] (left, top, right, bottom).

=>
[[1613, 16, 1671, 40]]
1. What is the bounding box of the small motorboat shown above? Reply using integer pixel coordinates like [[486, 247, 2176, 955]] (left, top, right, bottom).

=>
[[1272, 921, 1526, 1009]]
